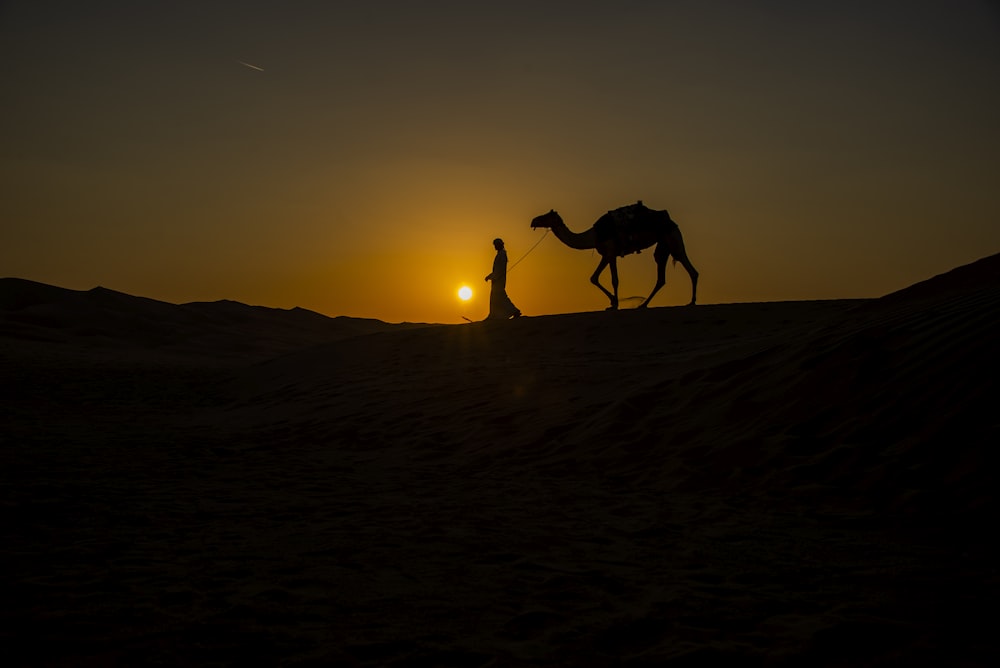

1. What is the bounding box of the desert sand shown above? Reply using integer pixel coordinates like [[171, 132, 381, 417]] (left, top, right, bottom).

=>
[[2, 255, 998, 666]]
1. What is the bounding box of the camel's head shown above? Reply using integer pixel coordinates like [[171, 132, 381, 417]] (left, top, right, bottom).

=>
[[530, 209, 562, 230]]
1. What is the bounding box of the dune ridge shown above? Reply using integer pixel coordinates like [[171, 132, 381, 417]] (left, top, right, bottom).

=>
[[0, 277, 427, 363], [2, 255, 998, 665]]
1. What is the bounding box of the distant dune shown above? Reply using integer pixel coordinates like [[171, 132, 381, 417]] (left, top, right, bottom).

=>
[[0, 277, 428, 363], [2, 254, 998, 666]]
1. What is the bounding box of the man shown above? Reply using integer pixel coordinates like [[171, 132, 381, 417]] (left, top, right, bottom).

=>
[[485, 238, 521, 320]]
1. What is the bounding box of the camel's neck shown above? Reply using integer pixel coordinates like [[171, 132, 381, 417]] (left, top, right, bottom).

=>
[[551, 219, 597, 250]]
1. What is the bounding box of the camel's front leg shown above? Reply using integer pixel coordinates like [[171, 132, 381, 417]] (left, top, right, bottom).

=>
[[590, 256, 618, 310]]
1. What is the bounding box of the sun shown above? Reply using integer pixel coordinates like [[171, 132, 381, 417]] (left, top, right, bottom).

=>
[[458, 285, 473, 301]]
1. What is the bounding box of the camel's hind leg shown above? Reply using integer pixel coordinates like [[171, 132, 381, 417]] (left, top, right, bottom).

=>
[[638, 244, 669, 309], [670, 230, 699, 305], [591, 256, 619, 310]]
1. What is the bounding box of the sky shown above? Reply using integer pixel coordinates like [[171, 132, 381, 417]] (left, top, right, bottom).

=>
[[2, 1, 998, 323]]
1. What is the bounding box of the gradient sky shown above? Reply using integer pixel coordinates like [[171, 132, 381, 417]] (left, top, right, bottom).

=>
[[2, 1, 998, 323]]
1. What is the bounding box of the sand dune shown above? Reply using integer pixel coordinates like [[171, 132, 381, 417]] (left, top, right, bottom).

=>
[[2, 256, 998, 666], [0, 278, 427, 364]]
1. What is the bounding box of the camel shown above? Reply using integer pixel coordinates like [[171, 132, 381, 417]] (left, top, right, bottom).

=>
[[530, 201, 698, 309]]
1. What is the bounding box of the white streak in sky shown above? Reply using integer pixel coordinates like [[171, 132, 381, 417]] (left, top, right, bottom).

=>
[[237, 60, 265, 72]]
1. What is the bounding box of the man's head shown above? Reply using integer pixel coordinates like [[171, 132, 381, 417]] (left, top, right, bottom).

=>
[[493, 238, 504, 250]]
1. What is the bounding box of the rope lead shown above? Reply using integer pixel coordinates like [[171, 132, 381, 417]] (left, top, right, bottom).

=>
[[507, 229, 550, 273]]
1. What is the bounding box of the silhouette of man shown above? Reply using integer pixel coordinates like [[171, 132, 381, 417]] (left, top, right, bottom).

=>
[[485, 238, 521, 320]]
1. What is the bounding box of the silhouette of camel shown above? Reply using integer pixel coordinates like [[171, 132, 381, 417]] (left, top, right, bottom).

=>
[[530, 201, 698, 310]]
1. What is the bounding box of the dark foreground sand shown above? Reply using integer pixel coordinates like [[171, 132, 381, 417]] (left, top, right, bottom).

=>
[[2, 256, 998, 666]]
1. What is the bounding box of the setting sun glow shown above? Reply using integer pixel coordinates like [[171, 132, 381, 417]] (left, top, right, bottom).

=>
[[1, 4, 997, 325]]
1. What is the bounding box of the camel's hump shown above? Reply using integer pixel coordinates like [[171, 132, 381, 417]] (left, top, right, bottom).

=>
[[595, 203, 675, 252]]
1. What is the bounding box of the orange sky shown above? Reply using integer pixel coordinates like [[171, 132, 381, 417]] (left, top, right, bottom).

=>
[[2, 2, 998, 323]]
